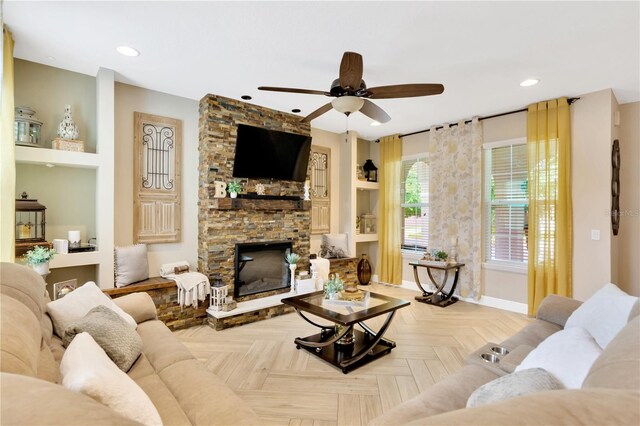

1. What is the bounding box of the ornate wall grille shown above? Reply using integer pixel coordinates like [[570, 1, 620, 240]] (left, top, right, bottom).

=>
[[134, 113, 182, 244], [308, 145, 331, 235]]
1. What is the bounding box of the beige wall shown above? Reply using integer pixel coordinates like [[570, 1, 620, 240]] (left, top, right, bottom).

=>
[[114, 83, 199, 276], [571, 89, 615, 300], [14, 59, 96, 152], [309, 128, 342, 254], [618, 102, 640, 296]]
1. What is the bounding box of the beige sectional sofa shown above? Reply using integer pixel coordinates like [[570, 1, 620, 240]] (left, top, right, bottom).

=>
[[371, 294, 640, 425], [0, 262, 259, 425]]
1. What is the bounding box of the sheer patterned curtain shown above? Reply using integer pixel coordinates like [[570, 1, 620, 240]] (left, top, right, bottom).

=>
[[377, 134, 403, 285], [527, 98, 572, 315], [1, 25, 15, 262], [428, 119, 483, 299]]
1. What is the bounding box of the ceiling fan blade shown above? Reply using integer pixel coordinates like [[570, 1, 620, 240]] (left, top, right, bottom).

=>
[[339, 52, 363, 90], [366, 83, 444, 99], [360, 99, 391, 123], [258, 86, 331, 96], [301, 103, 333, 122]]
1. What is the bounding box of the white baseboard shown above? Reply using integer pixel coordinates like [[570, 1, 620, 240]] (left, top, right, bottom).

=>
[[399, 279, 528, 314]]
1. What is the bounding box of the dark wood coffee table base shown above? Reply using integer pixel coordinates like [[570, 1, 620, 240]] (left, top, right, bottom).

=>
[[295, 328, 396, 374]]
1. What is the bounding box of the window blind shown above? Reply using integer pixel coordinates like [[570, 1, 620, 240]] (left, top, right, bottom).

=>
[[483, 144, 529, 263], [401, 158, 429, 252]]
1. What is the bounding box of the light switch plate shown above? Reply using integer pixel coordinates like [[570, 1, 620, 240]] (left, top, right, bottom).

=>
[[591, 229, 601, 241]]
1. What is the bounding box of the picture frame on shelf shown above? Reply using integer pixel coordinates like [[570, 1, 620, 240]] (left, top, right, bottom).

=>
[[53, 279, 78, 300]]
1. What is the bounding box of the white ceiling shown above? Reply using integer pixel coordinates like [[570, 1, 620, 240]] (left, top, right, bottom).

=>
[[5, 1, 640, 140]]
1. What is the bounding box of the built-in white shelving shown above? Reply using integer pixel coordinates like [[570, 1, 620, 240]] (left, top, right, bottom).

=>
[[355, 180, 379, 191], [49, 251, 101, 269], [355, 233, 378, 243], [15, 146, 99, 169]]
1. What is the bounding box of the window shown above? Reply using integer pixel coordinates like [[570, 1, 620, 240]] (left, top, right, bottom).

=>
[[401, 157, 429, 252], [483, 139, 528, 264]]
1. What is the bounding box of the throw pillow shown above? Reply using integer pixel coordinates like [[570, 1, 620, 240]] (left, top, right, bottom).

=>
[[115, 244, 149, 287], [467, 368, 564, 408], [47, 281, 137, 337], [515, 327, 602, 389], [565, 283, 638, 348], [320, 233, 349, 258], [60, 332, 162, 426], [63, 305, 143, 372]]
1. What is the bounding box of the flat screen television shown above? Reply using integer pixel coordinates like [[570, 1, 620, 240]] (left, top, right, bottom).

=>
[[232, 124, 312, 182]]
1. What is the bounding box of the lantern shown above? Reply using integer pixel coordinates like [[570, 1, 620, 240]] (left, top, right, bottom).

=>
[[363, 159, 378, 182], [209, 277, 229, 312], [14, 107, 43, 147], [15, 192, 49, 256]]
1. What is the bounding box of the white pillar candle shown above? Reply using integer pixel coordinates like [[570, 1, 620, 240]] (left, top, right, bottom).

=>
[[68, 230, 81, 244]]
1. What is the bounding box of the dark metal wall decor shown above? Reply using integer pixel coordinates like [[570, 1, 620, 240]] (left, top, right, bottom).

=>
[[134, 112, 182, 244], [308, 145, 331, 234], [611, 139, 620, 236]]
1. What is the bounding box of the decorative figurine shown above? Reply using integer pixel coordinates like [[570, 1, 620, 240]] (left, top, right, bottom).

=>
[[57, 105, 79, 140], [303, 180, 311, 201]]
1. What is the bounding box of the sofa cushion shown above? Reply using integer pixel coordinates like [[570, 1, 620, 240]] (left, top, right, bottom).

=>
[[583, 316, 640, 391], [137, 320, 194, 373], [535, 294, 582, 327], [36, 343, 59, 383], [0, 372, 141, 426], [515, 327, 602, 389], [115, 244, 150, 287], [466, 368, 564, 408], [0, 262, 46, 320], [47, 281, 137, 337], [565, 283, 638, 348], [500, 319, 561, 349], [63, 305, 143, 372], [135, 373, 192, 426], [369, 364, 499, 425], [112, 292, 158, 324], [0, 296, 42, 377], [61, 332, 162, 426], [413, 389, 640, 425], [158, 359, 260, 425]]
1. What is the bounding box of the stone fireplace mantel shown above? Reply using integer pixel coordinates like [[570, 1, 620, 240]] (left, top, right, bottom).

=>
[[210, 198, 311, 211]]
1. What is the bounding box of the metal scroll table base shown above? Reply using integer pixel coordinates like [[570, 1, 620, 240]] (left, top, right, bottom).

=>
[[412, 263, 465, 308]]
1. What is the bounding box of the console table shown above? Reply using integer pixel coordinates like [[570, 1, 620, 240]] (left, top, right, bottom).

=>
[[409, 261, 465, 308]]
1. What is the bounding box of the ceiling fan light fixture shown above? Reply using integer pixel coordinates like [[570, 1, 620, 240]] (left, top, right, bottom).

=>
[[331, 96, 364, 114]]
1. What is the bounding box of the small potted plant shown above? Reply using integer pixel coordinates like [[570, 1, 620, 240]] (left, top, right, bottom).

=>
[[324, 274, 344, 300], [285, 252, 301, 293], [227, 180, 242, 198], [434, 250, 448, 265], [24, 245, 56, 276]]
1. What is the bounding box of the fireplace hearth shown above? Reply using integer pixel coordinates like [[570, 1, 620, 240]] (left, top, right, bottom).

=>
[[234, 241, 292, 299]]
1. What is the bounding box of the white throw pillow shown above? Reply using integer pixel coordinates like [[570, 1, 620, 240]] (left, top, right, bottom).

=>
[[565, 283, 638, 348], [61, 332, 162, 426], [515, 327, 602, 389], [320, 233, 350, 258], [115, 244, 149, 287], [47, 281, 137, 337], [467, 368, 564, 408]]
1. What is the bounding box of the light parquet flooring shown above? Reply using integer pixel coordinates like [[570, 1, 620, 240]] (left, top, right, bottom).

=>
[[175, 284, 532, 425]]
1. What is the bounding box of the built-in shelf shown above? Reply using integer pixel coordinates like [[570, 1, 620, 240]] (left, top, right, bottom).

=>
[[49, 251, 101, 269], [355, 180, 379, 190], [15, 146, 99, 169], [355, 233, 378, 243]]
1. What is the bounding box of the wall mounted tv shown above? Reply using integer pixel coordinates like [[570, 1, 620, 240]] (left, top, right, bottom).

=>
[[232, 124, 312, 182]]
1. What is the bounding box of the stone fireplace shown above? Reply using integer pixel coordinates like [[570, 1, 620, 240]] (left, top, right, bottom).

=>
[[198, 94, 311, 304], [234, 241, 292, 298]]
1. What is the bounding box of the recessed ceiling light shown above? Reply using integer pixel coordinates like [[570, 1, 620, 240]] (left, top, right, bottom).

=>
[[46, 56, 56, 61], [370, 121, 381, 126], [291, 108, 301, 113], [116, 46, 140, 57], [520, 79, 539, 87], [46, 163, 55, 168], [241, 95, 252, 100]]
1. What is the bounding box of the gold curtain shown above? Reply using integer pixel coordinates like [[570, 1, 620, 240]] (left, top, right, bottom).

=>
[[527, 97, 572, 315], [1, 25, 16, 262], [377, 134, 402, 285]]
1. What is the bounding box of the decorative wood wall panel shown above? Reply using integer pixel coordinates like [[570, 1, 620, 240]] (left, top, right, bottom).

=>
[[309, 145, 331, 234], [134, 112, 182, 244]]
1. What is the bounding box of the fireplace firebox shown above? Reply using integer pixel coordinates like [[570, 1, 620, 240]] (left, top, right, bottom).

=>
[[234, 241, 292, 298]]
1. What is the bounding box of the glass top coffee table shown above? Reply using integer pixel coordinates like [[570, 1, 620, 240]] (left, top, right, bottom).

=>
[[282, 290, 410, 374]]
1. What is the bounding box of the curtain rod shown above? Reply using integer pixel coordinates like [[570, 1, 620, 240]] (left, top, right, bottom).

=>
[[374, 97, 580, 142]]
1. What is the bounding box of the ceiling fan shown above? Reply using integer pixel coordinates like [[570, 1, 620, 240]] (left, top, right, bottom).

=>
[[258, 51, 444, 124]]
